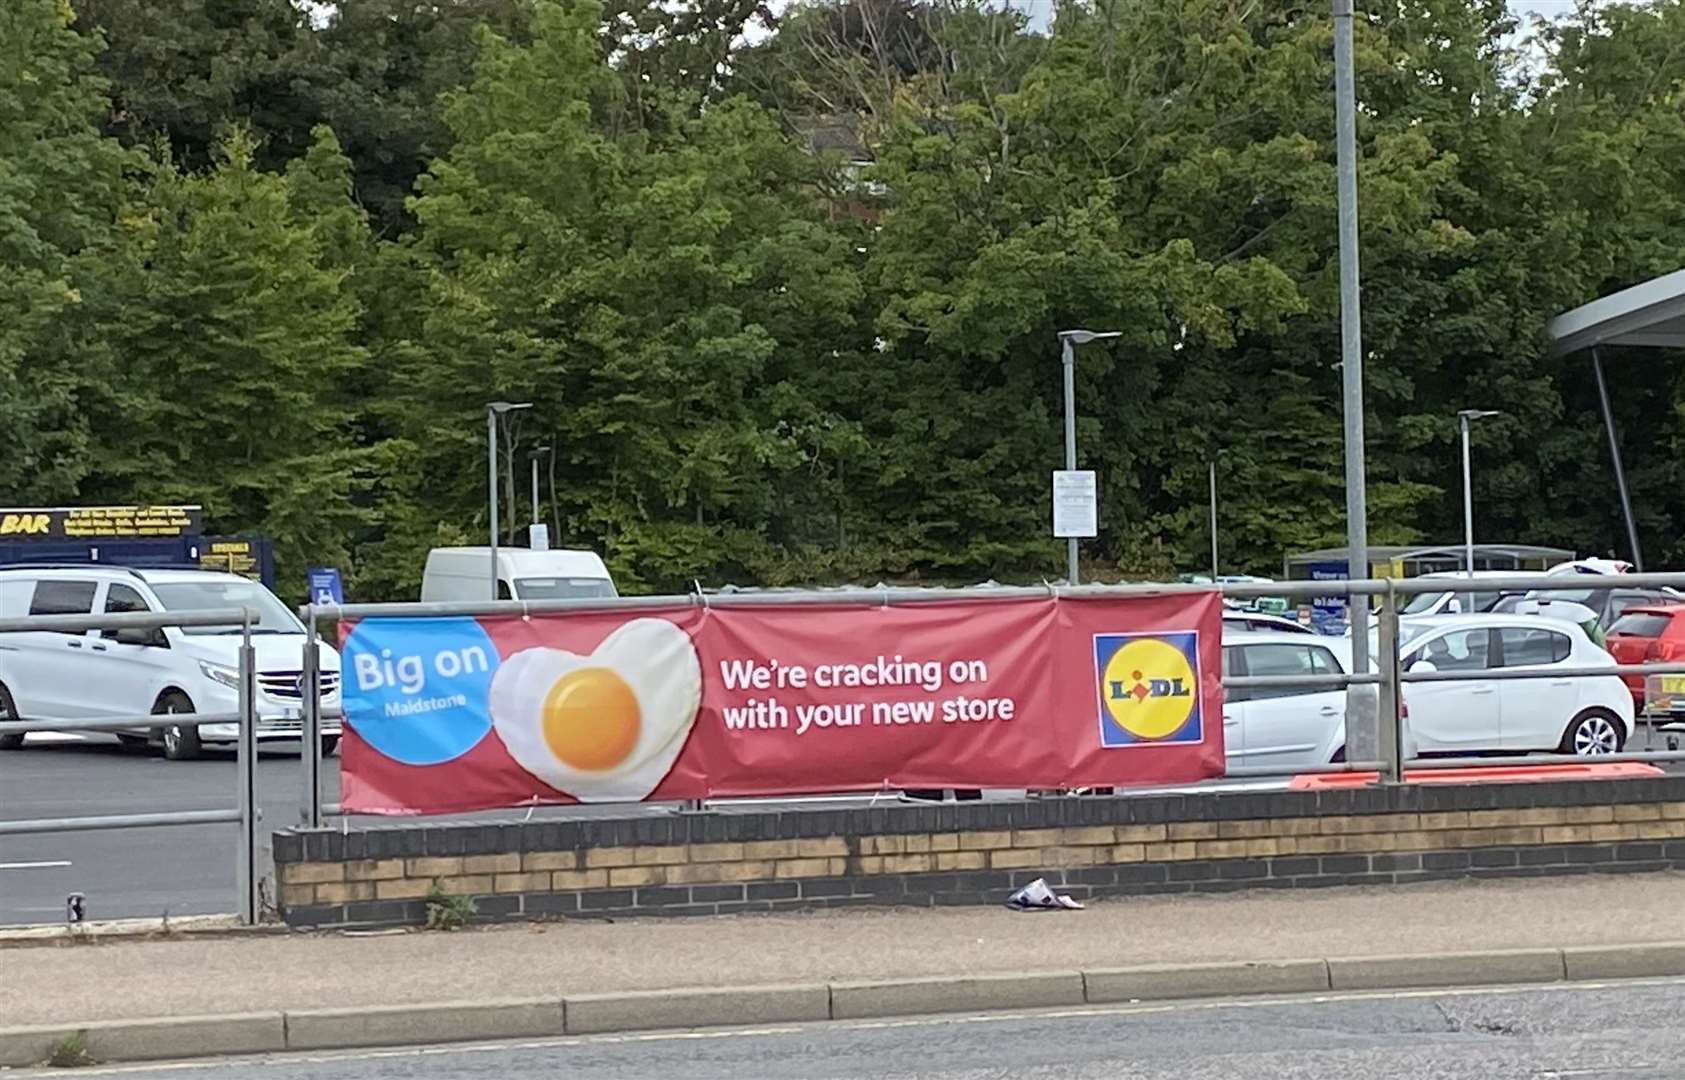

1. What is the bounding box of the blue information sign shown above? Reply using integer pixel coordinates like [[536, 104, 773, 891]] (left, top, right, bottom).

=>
[[308, 567, 344, 607]]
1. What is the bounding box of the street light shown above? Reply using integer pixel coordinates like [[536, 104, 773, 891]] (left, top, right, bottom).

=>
[[1208, 450, 1228, 581], [529, 446, 550, 527], [1058, 329, 1122, 585], [1333, 0, 1374, 765], [1457, 409, 1501, 584], [486, 401, 532, 599]]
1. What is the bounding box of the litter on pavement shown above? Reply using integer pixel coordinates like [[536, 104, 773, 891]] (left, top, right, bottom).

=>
[[1005, 877, 1085, 910]]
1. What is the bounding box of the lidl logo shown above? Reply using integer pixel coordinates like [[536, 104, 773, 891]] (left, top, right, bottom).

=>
[[1093, 632, 1203, 746]]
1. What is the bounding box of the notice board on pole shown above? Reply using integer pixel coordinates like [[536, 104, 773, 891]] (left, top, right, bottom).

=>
[[1052, 470, 1097, 538]]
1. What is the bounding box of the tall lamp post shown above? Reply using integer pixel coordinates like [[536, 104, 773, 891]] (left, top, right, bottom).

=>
[[1058, 329, 1122, 585], [486, 400, 532, 598], [1457, 409, 1501, 586], [1333, 0, 1372, 760], [1208, 450, 1227, 581], [529, 445, 550, 527]]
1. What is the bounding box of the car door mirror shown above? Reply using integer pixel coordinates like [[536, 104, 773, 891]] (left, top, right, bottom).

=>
[[1408, 659, 1437, 674], [1446, 598, 1463, 614]]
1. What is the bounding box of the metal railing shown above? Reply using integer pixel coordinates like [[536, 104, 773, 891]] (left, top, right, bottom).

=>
[[0, 607, 262, 923], [293, 573, 1685, 820]]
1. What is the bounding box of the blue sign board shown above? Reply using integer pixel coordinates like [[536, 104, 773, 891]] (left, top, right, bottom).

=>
[[1308, 561, 1347, 617], [308, 567, 344, 607]]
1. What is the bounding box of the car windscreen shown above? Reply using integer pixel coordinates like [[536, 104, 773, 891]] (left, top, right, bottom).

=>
[[1403, 589, 1505, 615], [1370, 623, 1431, 657], [1609, 612, 1672, 638], [514, 577, 617, 600], [1402, 591, 1445, 614], [149, 581, 304, 635]]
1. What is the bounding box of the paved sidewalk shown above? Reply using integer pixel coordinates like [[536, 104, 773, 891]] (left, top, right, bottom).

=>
[[2, 873, 1679, 1027]]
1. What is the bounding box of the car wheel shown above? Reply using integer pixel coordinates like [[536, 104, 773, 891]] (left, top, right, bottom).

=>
[[0, 683, 23, 750], [1561, 709, 1625, 756], [156, 694, 202, 761], [320, 735, 340, 758]]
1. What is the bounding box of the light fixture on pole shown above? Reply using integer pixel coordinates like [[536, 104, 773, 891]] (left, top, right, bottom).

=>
[[1457, 409, 1501, 585], [1057, 329, 1122, 585], [486, 401, 532, 598]]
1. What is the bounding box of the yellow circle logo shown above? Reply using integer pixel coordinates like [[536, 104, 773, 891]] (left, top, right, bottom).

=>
[[1099, 637, 1198, 741]]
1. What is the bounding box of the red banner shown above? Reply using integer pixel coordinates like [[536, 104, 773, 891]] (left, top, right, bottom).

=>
[[338, 593, 1223, 814]]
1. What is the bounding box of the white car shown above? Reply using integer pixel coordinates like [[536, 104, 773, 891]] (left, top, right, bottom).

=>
[[1220, 630, 1397, 770], [1397, 570, 1544, 619], [1222, 610, 1315, 635], [1393, 614, 1634, 756], [0, 566, 341, 760]]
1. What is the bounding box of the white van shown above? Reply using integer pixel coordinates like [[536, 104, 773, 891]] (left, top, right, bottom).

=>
[[421, 547, 617, 603], [0, 566, 342, 760]]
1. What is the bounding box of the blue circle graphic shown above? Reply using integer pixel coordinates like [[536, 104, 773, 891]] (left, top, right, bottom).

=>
[[341, 617, 498, 766]]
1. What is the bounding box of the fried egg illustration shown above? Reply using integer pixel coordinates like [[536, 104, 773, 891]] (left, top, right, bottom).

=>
[[489, 618, 701, 802]]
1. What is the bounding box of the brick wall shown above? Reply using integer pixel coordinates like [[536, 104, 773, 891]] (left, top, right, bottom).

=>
[[273, 776, 1685, 927]]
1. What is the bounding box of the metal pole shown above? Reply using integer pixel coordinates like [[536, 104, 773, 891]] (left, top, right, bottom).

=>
[[547, 444, 560, 538], [1062, 335, 1079, 586], [487, 407, 500, 598], [1334, 0, 1373, 762], [1461, 412, 1474, 579], [1376, 578, 1401, 784], [302, 610, 322, 828], [531, 456, 540, 527], [236, 617, 258, 925], [1591, 346, 1644, 571], [1208, 458, 1219, 580]]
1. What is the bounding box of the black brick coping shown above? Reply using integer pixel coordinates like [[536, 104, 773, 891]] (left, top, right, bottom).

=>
[[273, 774, 1685, 864], [279, 837, 1685, 927]]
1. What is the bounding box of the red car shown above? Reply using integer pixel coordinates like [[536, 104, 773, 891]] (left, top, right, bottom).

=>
[[1605, 605, 1685, 714]]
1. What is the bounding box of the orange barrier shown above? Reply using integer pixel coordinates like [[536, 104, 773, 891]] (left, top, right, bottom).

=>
[[1290, 761, 1664, 789]]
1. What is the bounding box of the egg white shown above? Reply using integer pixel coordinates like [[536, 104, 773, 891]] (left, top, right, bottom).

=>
[[490, 618, 701, 802]]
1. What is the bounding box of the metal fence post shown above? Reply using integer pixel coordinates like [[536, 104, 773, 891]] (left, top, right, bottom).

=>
[[236, 615, 258, 924], [1376, 579, 1402, 784], [302, 609, 323, 828]]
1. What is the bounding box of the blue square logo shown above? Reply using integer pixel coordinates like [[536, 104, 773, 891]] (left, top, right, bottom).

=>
[[1093, 632, 1203, 747]]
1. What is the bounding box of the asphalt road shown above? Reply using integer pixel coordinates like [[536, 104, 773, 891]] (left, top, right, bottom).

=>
[[14, 980, 1685, 1079]]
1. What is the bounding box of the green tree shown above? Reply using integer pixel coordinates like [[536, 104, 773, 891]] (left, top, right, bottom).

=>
[[0, 0, 133, 502], [87, 130, 385, 586]]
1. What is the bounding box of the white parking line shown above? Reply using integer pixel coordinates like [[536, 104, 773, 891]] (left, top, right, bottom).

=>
[[0, 861, 72, 870]]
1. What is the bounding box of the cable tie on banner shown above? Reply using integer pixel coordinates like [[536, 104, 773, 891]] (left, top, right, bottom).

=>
[[693, 580, 711, 608], [520, 600, 532, 623]]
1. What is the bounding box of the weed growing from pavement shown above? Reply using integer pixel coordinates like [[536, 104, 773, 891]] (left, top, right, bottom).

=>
[[46, 1031, 96, 1068], [424, 881, 477, 931]]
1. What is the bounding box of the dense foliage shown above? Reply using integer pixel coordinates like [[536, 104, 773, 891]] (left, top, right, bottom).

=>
[[3, 0, 1682, 599]]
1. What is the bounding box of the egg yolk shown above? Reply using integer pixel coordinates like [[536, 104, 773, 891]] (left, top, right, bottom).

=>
[[541, 667, 641, 771]]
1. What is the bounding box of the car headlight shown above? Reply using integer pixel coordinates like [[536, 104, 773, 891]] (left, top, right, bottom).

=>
[[198, 661, 241, 690]]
